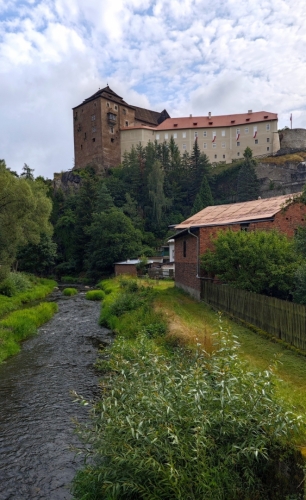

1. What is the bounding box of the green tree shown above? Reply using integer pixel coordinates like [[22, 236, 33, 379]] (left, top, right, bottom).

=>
[[201, 229, 299, 298], [237, 147, 260, 202], [86, 208, 143, 276], [20, 163, 35, 180], [191, 175, 213, 215], [17, 234, 57, 276]]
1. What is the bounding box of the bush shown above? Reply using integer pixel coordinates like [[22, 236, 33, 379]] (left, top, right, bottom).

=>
[[292, 263, 306, 304], [85, 290, 105, 301], [62, 287, 78, 296], [73, 326, 305, 500], [0, 272, 32, 297], [61, 275, 77, 283]]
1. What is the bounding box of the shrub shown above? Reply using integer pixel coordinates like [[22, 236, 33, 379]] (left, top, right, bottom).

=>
[[61, 275, 77, 283], [85, 290, 105, 301], [0, 272, 32, 297], [73, 326, 305, 500], [62, 287, 78, 296]]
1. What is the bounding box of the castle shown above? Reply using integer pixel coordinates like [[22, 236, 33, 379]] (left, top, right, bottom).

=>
[[73, 86, 280, 172]]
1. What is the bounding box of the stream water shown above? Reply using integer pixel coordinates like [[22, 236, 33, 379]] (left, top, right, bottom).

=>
[[0, 290, 112, 500]]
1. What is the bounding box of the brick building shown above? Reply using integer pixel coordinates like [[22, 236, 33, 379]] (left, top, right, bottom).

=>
[[72, 86, 169, 172], [172, 194, 306, 300]]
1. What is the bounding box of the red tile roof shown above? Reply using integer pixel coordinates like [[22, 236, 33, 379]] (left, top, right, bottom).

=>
[[175, 194, 299, 229], [156, 111, 277, 130]]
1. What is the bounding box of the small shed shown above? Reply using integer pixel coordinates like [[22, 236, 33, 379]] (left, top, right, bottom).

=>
[[114, 259, 153, 277]]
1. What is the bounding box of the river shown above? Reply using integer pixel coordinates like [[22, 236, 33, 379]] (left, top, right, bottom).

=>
[[0, 289, 112, 500]]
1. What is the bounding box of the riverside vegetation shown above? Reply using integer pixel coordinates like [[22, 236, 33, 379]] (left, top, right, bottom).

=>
[[72, 278, 306, 500]]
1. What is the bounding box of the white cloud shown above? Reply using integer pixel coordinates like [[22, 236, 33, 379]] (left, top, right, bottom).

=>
[[0, 0, 306, 177]]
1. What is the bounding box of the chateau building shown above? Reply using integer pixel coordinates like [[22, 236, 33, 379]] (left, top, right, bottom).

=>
[[72, 86, 169, 171], [73, 86, 280, 172]]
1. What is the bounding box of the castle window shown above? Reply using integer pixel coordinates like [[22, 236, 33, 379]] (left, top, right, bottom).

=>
[[108, 113, 117, 124], [114, 105, 118, 110], [183, 143, 186, 150], [107, 102, 110, 107], [91, 114, 96, 121], [194, 132, 198, 138], [240, 223, 250, 231], [84, 133, 87, 139], [182, 132, 186, 138], [110, 126, 114, 133], [245, 127, 249, 133], [165, 133, 168, 139], [173, 133, 177, 139], [111, 138, 114, 143], [266, 124, 270, 130], [125, 121, 129, 127], [237, 152, 240, 156], [81, 144, 82, 150], [222, 142, 225, 148], [223, 154, 225, 159], [183, 240, 187, 258], [203, 143, 207, 149], [267, 138, 270, 142], [237, 141, 240, 146], [255, 139, 258, 144], [267, 146, 270, 151], [156, 134, 160, 140], [92, 138, 95, 142], [123, 108, 126, 115], [222, 130, 225, 137], [92, 127, 96, 133], [214, 154, 217, 159], [74, 112, 78, 120], [212, 143, 216, 148]]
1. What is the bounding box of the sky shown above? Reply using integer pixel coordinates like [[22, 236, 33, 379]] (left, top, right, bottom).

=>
[[1, 0, 306, 179]]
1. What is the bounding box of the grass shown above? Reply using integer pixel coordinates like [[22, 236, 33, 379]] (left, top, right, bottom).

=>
[[0, 302, 58, 363], [85, 290, 105, 301], [62, 287, 78, 296], [0, 278, 56, 319], [155, 284, 306, 445]]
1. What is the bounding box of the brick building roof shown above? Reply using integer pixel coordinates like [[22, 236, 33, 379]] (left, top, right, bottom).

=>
[[175, 194, 299, 229], [156, 111, 278, 130], [133, 107, 170, 126]]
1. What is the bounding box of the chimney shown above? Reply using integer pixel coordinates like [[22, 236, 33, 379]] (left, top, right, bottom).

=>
[[190, 114, 192, 118], [208, 112, 211, 118], [248, 110, 253, 113]]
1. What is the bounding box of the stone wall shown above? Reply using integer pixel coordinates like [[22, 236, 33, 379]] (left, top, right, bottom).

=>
[[256, 160, 306, 198], [280, 129, 306, 149]]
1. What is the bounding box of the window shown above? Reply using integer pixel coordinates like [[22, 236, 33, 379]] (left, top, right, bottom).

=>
[[114, 105, 118, 110], [92, 127, 96, 133], [165, 133, 168, 140], [255, 139, 258, 144], [214, 154, 217, 159], [223, 154, 225, 159], [212, 131, 216, 139], [111, 138, 114, 143], [183, 240, 187, 258], [84, 132, 87, 140], [212, 143, 216, 148], [123, 108, 126, 115], [92, 138, 95, 142], [222, 142, 225, 148], [125, 121, 129, 127], [156, 134, 160, 140], [194, 132, 198, 138], [222, 130, 225, 137], [107, 102, 110, 107], [237, 152, 240, 156], [183, 143, 187, 150], [266, 124, 270, 131], [245, 127, 249, 133], [74, 111, 78, 120], [81, 144, 82, 150], [110, 126, 114, 133], [91, 114, 96, 121], [203, 143, 207, 149], [182, 132, 186, 138], [267, 146, 270, 151], [203, 131, 207, 137], [173, 133, 177, 139], [108, 113, 116, 121], [94, 103, 96, 107], [237, 141, 240, 146], [236, 128, 240, 134], [267, 138, 270, 142], [240, 223, 250, 232]]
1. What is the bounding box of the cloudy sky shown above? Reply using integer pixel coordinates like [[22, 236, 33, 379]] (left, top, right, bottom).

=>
[[1, 0, 306, 178]]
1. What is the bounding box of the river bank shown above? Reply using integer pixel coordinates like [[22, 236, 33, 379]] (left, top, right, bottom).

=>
[[0, 289, 112, 500]]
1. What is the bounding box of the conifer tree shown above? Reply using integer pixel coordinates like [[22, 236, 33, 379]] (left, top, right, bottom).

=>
[[237, 147, 260, 202], [191, 175, 214, 215]]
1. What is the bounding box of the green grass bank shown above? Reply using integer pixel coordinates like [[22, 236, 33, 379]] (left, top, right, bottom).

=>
[[0, 277, 57, 363], [72, 278, 306, 500]]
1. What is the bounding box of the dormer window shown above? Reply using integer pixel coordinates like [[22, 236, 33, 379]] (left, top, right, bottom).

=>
[[246, 118, 250, 121], [231, 120, 235, 123], [209, 121, 213, 125], [264, 115, 268, 119], [193, 122, 197, 126], [174, 124, 178, 127], [107, 112, 117, 124]]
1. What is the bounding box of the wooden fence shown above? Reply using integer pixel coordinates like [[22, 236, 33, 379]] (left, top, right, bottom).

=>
[[201, 280, 306, 351]]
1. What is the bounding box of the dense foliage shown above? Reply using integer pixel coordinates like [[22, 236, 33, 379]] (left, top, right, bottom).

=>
[[73, 281, 305, 500], [201, 229, 300, 299]]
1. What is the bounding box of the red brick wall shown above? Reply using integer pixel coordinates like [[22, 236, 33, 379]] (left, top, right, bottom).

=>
[[115, 264, 137, 276], [175, 202, 306, 299]]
